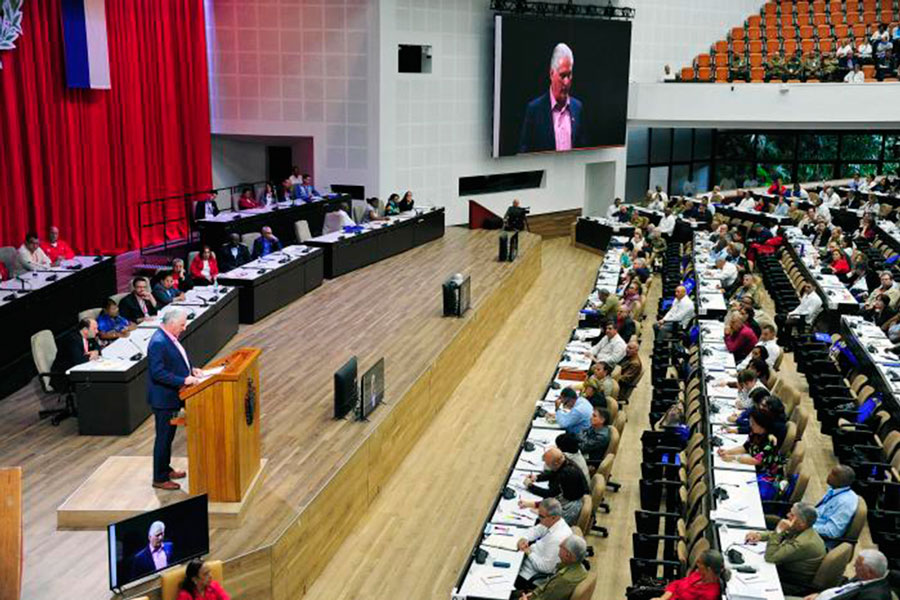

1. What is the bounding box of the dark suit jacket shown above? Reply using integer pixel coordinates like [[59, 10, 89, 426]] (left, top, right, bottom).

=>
[[130, 542, 174, 580], [152, 283, 179, 307], [50, 331, 98, 389], [119, 292, 158, 323], [828, 577, 892, 600], [252, 236, 282, 259], [518, 92, 585, 153], [218, 242, 251, 273], [193, 199, 219, 221], [147, 329, 190, 411]]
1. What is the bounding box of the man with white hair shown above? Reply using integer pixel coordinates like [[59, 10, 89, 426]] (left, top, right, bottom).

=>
[[130, 520, 174, 579], [147, 308, 203, 491], [745, 502, 826, 595], [518, 42, 585, 153], [802, 549, 891, 600], [655, 285, 695, 334], [514, 498, 573, 591], [517, 534, 589, 600]]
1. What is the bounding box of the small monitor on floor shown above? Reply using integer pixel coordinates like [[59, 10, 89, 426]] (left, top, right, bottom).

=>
[[359, 357, 385, 420], [334, 356, 359, 419], [107, 494, 209, 592]]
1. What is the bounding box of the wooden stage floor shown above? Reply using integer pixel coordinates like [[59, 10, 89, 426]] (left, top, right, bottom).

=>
[[0, 228, 540, 599]]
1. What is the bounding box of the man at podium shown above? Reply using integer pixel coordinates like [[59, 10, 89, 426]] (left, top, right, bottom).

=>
[[148, 308, 202, 491]]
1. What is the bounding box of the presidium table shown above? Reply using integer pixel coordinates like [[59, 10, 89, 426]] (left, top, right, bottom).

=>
[[0, 256, 116, 399], [195, 194, 351, 249], [306, 207, 445, 278], [217, 245, 324, 323], [67, 287, 239, 435]]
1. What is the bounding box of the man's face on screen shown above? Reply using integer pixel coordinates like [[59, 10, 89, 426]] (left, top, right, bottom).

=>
[[550, 57, 572, 103]]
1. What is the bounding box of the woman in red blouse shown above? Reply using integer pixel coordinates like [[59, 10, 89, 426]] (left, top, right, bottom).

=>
[[176, 560, 230, 600], [190, 245, 219, 285], [237, 188, 259, 210], [829, 248, 850, 277], [653, 549, 728, 600]]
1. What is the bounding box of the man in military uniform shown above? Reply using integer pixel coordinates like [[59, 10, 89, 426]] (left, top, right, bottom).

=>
[[785, 51, 803, 80], [821, 53, 840, 82], [767, 52, 786, 81], [801, 53, 821, 81], [731, 54, 749, 82]]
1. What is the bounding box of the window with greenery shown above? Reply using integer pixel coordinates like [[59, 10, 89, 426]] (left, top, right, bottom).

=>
[[884, 135, 900, 160], [756, 134, 795, 161], [841, 163, 881, 177], [842, 135, 883, 160], [798, 134, 838, 160], [798, 163, 835, 182]]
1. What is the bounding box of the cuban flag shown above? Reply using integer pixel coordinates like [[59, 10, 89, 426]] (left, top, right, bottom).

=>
[[60, 0, 111, 89]]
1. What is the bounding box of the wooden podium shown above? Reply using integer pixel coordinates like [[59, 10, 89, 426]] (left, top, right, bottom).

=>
[[180, 347, 262, 503]]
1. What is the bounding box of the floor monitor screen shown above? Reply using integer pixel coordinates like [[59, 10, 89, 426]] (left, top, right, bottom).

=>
[[107, 494, 209, 591]]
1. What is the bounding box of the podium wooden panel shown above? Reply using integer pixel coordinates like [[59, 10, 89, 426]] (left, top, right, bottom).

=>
[[0, 467, 22, 600], [180, 348, 262, 503]]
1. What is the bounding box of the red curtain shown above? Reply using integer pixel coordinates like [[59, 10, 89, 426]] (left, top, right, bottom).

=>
[[0, 0, 211, 255]]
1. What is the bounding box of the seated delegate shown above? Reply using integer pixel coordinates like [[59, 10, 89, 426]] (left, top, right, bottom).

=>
[[521, 447, 589, 526], [552, 387, 592, 435], [176, 559, 231, 600], [51, 318, 100, 390], [171, 258, 193, 292], [515, 535, 588, 600], [251, 226, 282, 259], [119, 277, 159, 323], [650, 549, 728, 600], [322, 204, 356, 235], [744, 502, 826, 596], [803, 550, 891, 600], [152, 271, 186, 307], [513, 498, 573, 591], [218, 233, 251, 273], [399, 190, 415, 212], [189, 245, 219, 285], [18, 231, 52, 271], [295, 174, 321, 202], [97, 298, 136, 342], [40, 225, 75, 263], [577, 407, 611, 464]]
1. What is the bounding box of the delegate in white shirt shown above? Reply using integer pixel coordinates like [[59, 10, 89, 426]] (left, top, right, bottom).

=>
[[737, 338, 782, 370], [658, 214, 676, 235], [662, 295, 695, 327], [715, 261, 738, 288], [517, 517, 572, 580], [844, 70, 865, 83], [17, 244, 52, 271], [789, 291, 823, 325], [736, 197, 757, 211], [590, 334, 627, 365]]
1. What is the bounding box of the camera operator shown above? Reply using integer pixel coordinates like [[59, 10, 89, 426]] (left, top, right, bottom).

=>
[[504, 198, 530, 232]]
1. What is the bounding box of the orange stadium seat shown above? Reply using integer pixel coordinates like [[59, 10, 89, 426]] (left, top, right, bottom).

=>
[[764, 2, 777, 17], [797, 13, 812, 26], [863, 64, 876, 80], [715, 40, 728, 54], [716, 67, 729, 81], [750, 39, 764, 53], [766, 38, 781, 53], [812, 0, 826, 11], [697, 66, 712, 81], [862, 0, 876, 11], [783, 26, 797, 39], [784, 38, 799, 53], [830, 11, 844, 25], [748, 14, 762, 29], [712, 52, 727, 67], [862, 11, 877, 24], [801, 38, 816, 52], [765, 14, 779, 28], [751, 66, 765, 81], [819, 37, 834, 52], [765, 25, 779, 39], [732, 39, 746, 53], [797, 1, 810, 14], [731, 26, 746, 40], [834, 24, 849, 38], [782, 14, 795, 28], [800, 24, 815, 38], [748, 27, 762, 40], [681, 67, 695, 81], [749, 52, 764, 67], [697, 53, 711, 67], [782, 2, 794, 14], [846, 12, 860, 25], [883, 9, 896, 22], [813, 12, 828, 25], [852, 23, 867, 37], [828, 0, 842, 13]]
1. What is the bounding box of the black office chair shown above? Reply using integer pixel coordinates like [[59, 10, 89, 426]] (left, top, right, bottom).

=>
[[31, 330, 78, 425]]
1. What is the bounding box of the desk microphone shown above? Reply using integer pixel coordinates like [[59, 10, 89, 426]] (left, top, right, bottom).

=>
[[126, 338, 144, 361], [68, 263, 83, 270], [93, 256, 103, 263], [16, 275, 31, 291], [46, 274, 58, 282], [187, 312, 196, 320]]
